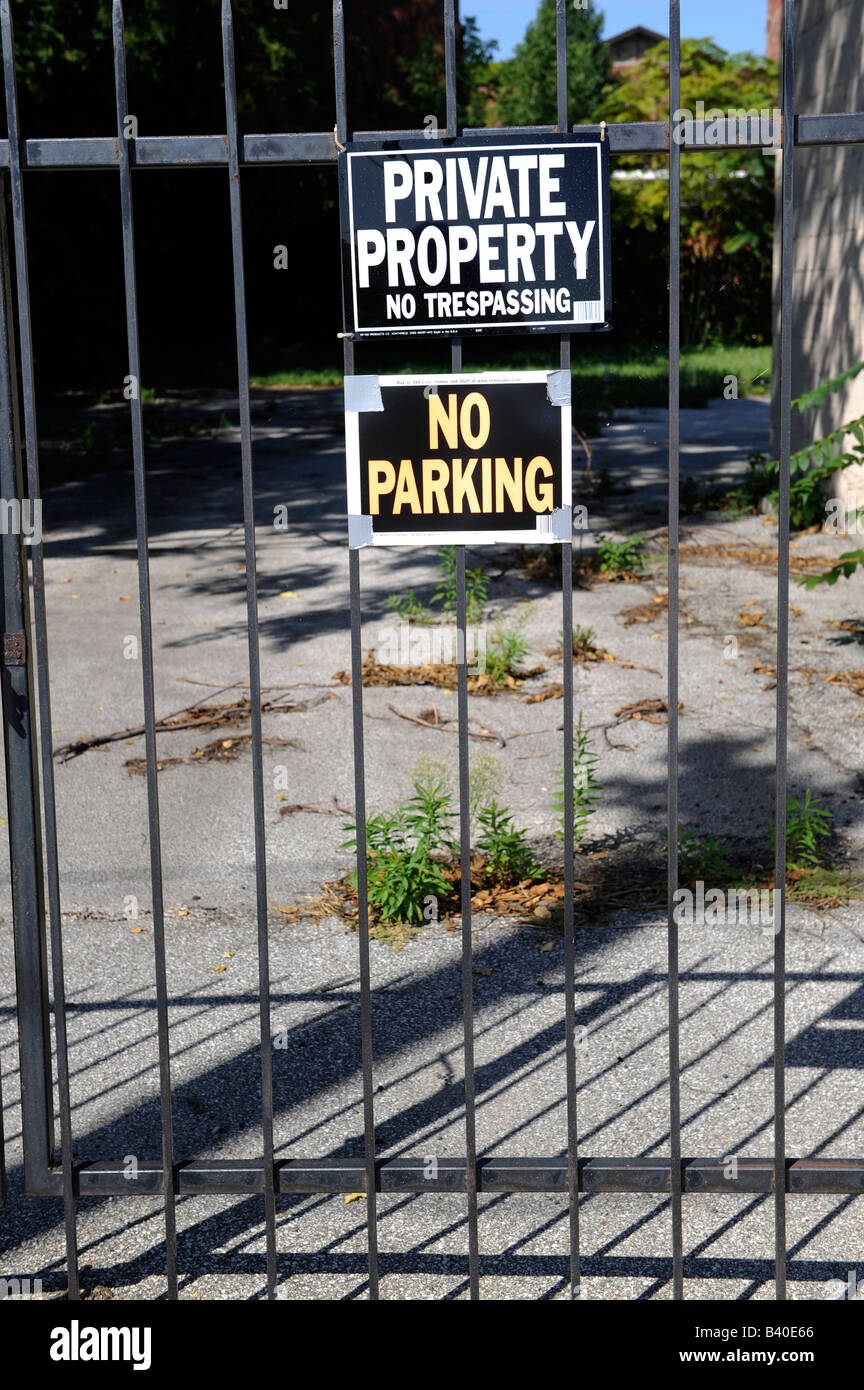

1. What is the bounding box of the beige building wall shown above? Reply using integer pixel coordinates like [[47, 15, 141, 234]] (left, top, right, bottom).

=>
[[776, 0, 864, 475]]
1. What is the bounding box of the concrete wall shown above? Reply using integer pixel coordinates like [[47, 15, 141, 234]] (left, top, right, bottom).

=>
[[775, 0, 864, 480]]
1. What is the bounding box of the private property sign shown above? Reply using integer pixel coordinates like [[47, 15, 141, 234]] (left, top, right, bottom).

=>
[[345, 371, 572, 547], [339, 134, 611, 337]]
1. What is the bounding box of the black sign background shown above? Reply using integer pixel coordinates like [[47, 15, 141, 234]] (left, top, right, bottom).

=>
[[340, 131, 611, 339], [357, 380, 564, 536]]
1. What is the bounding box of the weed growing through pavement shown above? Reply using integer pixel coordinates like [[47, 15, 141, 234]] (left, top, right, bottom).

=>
[[476, 804, 545, 885], [768, 788, 834, 869], [596, 534, 647, 578], [553, 712, 599, 845]]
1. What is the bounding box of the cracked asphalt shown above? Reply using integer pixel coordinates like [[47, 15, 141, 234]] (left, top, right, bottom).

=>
[[2, 387, 864, 1298]]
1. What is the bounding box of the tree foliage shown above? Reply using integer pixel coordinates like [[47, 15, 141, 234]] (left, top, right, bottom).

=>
[[492, 0, 609, 127], [598, 37, 779, 345], [6, 1, 495, 386]]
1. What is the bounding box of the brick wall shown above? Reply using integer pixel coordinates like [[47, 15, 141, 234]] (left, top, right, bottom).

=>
[[767, 0, 782, 61]]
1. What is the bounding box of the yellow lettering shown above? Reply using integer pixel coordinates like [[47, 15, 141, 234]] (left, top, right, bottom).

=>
[[368, 459, 396, 514], [452, 458, 480, 513], [428, 393, 458, 450], [525, 456, 553, 511], [495, 457, 522, 512], [481, 457, 492, 513], [392, 459, 422, 514], [421, 459, 450, 513], [459, 392, 490, 449]]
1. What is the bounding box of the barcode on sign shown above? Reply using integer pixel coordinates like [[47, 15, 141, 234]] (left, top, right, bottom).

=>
[[572, 300, 604, 324]]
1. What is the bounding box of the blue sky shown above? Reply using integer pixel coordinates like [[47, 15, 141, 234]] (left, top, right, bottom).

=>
[[466, 1, 767, 60]]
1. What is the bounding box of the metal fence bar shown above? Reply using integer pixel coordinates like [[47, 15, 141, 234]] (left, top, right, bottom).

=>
[[454, 544, 480, 1301], [773, 0, 796, 1303], [556, 0, 581, 1303], [0, 191, 54, 1194], [666, 0, 684, 1302], [0, 1022, 4, 1205], [30, 1153, 864, 1198], [445, 0, 480, 1302], [0, 0, 80, 1287], [111, 0, 179, 1302], [220, 0, 279, 1300], [0, 2, 56, 1206], [0, 113, 860, 172], [334, 0, 380, 1301]]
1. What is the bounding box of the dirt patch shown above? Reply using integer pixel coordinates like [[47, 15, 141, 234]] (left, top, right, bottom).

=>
[[57, 687, 335, 762], [825, 669, 864, 697], [334, 654, 545, 695], [124, 734, 302, 776], [617, 593, 670, 626], [679, 542, 837, 577]]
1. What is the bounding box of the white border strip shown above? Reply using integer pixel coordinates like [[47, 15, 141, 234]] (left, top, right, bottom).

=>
[[346, 370, 572, 548], [347, 142, 605, 335]]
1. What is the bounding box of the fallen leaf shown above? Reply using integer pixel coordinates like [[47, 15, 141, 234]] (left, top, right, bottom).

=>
[[213, 965, 227, 974], [344, 1192, 365, 1204]]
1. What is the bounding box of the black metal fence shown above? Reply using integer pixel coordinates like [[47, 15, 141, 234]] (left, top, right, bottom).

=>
[[1, 0, 863, 1301]]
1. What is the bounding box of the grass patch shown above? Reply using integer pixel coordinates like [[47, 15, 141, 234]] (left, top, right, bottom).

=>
[[786, 865, 864, 909], [251, 343, 772, 412]]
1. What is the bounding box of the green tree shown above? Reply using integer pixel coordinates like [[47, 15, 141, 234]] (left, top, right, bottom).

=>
[[7, 2, 497, 385], [493, 0, 610, 127], [598, 37, 779, 344], [393, 16, 498, 130]]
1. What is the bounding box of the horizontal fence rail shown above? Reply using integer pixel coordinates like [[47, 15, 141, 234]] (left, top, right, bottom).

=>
[[0, 115, 861, 170], [31, 1157, 864, 1199]]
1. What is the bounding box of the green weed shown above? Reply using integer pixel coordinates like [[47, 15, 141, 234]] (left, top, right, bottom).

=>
[[553, 712, 599, 844]]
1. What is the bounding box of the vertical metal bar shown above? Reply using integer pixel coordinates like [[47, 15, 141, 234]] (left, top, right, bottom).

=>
[[334, 0, 380, 1300], [555, 0, 568, 133], [111, 0, 178, 1301], [220, 0, 278, 1300], [0, 5, 79, 1290], [444, 0, 458, 139], [445, 0, 479, 1301], [455, 546, 479, 1300], [0, 1048, 4, 1207], [666, 0, 684, 1301], [556, 0, 581, 1302], [0, 177, 53, 1196], [773, 0, 796, 1303], [347, 543, 381, 1298]]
